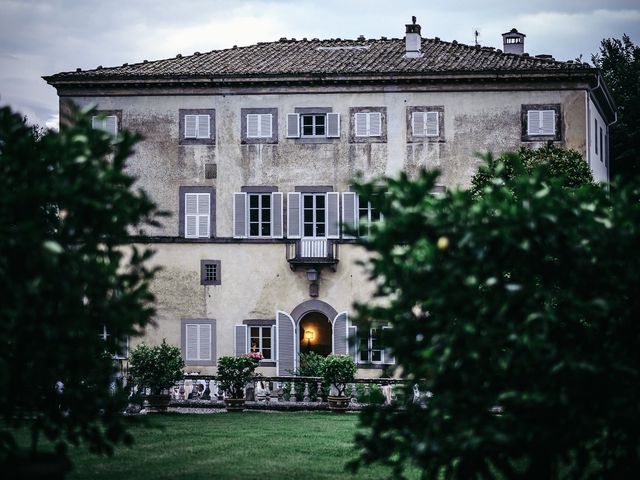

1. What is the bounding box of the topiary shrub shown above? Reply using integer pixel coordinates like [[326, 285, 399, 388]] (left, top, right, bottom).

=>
[[322, 355, 357, 397], [129, 340, 185, 395]]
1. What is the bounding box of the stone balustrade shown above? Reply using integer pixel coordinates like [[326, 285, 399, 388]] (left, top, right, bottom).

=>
[[169, 374, 408, 408]]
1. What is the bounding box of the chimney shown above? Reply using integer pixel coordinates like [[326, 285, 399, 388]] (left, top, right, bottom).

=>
[[502, 28, 526, 55], [405, 16, 422, 58]]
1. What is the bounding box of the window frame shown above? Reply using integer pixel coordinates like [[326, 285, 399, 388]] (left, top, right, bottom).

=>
[[521, 104, 561, 142], [249, 325, 273, 361], [181, 319, 216, 366], [358, 196, 383, 238], [406, 106, 445, 143], [179, 108, 216, 145], [200, 260, 221, 286], [349, 107, 387, 143], [91, 110, 122, 136], [248, 192, 272, 237], [179, 186, 216, 239], [289, 107, 339, 144], [358, 328, 384, 364], [241, 108, 278, 144]]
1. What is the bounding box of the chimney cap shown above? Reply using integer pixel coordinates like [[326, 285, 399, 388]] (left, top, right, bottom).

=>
[[405, 16, 421, 35], [502, 28, 526, 37]]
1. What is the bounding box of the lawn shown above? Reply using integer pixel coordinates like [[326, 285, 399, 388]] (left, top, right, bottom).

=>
[[43, 411, 416, 480]]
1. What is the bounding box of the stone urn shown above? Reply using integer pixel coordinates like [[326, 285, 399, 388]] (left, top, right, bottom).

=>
[[224, 397, 246, 412], [145, 394, 171, 412], [327, 395, 350, 413]]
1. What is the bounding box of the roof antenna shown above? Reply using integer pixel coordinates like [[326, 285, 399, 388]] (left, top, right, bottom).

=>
[[474, 29, 480, 46]]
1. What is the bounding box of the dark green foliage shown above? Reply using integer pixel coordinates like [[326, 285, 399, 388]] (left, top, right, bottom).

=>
[[350, 157, 640, 478], [216, 355, 260, 399], [593, 34, 640, 183], [128, 340, 184, 394], [0, 106, 160, 459], [470, 145, 593, 197], [294, 352, 329, 400], [322, 355, 357, 397]]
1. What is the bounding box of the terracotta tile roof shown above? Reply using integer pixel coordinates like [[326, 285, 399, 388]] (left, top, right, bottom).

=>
[[45, 37, 593, 83]]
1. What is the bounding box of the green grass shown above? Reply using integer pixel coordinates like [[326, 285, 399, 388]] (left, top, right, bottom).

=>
[[27, 412, 416, 480]]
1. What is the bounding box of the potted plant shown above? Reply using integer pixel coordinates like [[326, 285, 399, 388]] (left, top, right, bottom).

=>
[[217, 352, 262, 411], [129, 340, 185, 412], [322, 354, 357, 412]]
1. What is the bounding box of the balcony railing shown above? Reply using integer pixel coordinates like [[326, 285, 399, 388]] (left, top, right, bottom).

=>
[[286, 239, 339, 270]]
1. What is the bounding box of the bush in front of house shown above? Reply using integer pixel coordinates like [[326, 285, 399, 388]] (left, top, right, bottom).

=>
[[349, 155, 640, 478], [322, 355, 357, 397], [217, 354, 262, 399], [129, 340, 185, 395]]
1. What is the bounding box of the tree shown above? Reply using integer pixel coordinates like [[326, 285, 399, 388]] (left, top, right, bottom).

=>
[[470, 145, 593, 197], [592, 34, 640, 183], [349, 157, 640, 478], [0, 105, 160, 468]]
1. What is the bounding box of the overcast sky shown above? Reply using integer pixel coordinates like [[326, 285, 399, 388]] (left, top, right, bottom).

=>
[[1, 0, 638, 129]]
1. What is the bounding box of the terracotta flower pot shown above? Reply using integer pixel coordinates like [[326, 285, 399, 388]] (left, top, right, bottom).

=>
[[327, 395, 350, 412], [224, 397, 246, 412], [145, 394, 171, 412]]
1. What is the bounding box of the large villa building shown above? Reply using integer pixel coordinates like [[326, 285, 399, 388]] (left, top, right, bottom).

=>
[[44, 19, 615, 378]]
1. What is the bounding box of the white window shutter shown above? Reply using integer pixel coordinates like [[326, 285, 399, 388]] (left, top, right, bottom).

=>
[[326, 113, 341, 138], [235, 325, 248, 356], [369, 112, 382, 137], [104, 116, 118, 135], [197, 115, 210, 138], [233, 192, 247, 238], [185, 194, 198, 238], [287, 192, 301, 238], [348, 325, 358, 363], [197, 194, 210, 237], [92, 116, 101, 130], [425, 112, 439, 136], [326, 192, 340, 239], [412, 112, 426, 136], [186, 324, 198, 361], [355, 113, 368, 137], [286, 113, 300, 138], [247, 114, 260, 138], [541, 110, 555, 135], [261, 114, 273, 138], [185, 115, 198, 138], [199, 324, 211, 361], [527, 110, 540, 135], [382, 326, 395, 364], [271, 192, 283, 238], [341, 192, 358, 239]]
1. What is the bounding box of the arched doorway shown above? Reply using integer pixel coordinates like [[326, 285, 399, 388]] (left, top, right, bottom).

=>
[[299, 311, 332, 356]]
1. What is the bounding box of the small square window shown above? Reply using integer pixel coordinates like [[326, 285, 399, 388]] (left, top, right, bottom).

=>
[[200, 260, 221, 285], [241, 108, 278, 144], [349, 107, 386, 143], [179, 109, 215, 145], [91, 110, 121, 136], [521, 104, 561, 142]]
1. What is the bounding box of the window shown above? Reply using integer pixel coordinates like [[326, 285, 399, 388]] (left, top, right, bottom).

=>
[[412, 112, 439, 137], [200, 260, 221, 285], [247, 114, 272, 138], [184, 115, 210, 139], [358, 198, 382, 237], [185, 193, 210, 238], [521, 104, 561, 142], [241, 108, 278, 144], [303, 193, 326, 237], [349, 107, 386, 143], [250, 326, 272, 360], [99, 325, 129, 359], [92, 115, 118, 135], [407, 106, 444, 143], [354, 112, 382, 137], [353, 326, 394, 365], [179, 109, 215, 145], [599, 126, 603, 163], [182, 319, 216, 366], [287, 190, 339, 240], [286, 108, 340, 141], [233, 189, 283, 238], [594, 119, 599, 156], [179, 186, 215, 239]]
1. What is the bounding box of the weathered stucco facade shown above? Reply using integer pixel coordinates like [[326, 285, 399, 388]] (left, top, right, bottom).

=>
[[46, 21, 615, 377]]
